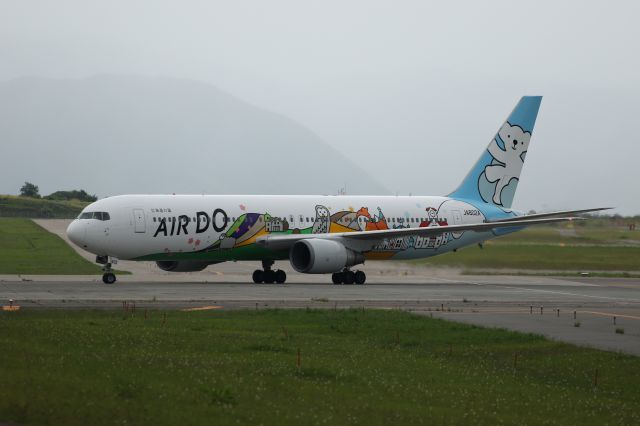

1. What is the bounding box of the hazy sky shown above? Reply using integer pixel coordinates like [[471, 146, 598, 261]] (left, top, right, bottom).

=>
[[2, 1, 639, 214]]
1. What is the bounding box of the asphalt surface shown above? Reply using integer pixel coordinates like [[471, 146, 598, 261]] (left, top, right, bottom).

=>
[[2, 273, 640, 356], [4, 220, 636, 356]]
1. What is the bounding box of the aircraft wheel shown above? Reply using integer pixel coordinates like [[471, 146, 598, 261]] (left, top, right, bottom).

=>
[[275, 269, 287, 284], [355, 270, 366, 285], [343, 271, 355, 285], [102, 273, 116, 284], [252, 269, 264, 284], [264, 269, 276, 284], [332, 272, 343, 284]]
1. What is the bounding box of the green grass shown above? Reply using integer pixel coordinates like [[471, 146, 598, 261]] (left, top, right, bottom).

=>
[[465, 270, 640, 279], [0, 195, 88, 218], [0, 218, 106, 274], [496, 224, 640, 244], [420, 243, 640, 271], [415, 223, 640, 273], [1, 309, 638, 425]]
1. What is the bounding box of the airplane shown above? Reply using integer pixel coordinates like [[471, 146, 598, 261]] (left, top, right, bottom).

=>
[[66, 96, 609, 284]]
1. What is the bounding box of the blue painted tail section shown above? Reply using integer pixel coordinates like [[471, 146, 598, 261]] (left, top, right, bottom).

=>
[[448, 96, 542, 210]]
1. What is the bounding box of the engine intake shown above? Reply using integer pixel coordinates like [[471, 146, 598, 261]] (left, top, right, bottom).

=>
[[289, 239, 364, 274], [156, 260, 217, 272]]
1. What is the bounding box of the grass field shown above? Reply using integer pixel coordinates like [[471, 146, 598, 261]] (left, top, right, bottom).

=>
[[498, 221, 640, 244], [0, 195, 88, 219], [421, 244, 640, 271], [1, 309, 638, 425], [416, 223, 640, 274], [0, 218, 106, 274]]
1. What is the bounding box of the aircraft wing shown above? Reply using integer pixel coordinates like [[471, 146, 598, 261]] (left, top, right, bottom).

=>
[[485, 207, 612, 223], [256, 216, 582, 251]]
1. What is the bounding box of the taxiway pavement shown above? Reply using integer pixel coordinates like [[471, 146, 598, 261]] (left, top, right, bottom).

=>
[[7, 219, 637, 355], [2, 273, 640, 356]]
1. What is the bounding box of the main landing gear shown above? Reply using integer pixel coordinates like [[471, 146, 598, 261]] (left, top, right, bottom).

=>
[[97, 255, 117, 284], [332, 269, 366, 285], [252, 260, 287, 284]]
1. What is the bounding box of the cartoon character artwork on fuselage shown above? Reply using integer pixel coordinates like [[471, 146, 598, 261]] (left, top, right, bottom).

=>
[[141, 197, 475, 259]]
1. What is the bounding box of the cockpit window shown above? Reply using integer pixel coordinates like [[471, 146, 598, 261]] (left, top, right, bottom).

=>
[[78, 212, 110, 221]]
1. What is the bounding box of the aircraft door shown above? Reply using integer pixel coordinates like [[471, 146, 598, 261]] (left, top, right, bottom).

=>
[[450, 209, 464, 239], [451, 210, 462, 224], [133, 209, 146, 233]]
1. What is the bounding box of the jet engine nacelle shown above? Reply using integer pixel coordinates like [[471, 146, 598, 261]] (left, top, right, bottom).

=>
[[289, 239, 364, 274], [156, 260, 216, 272]]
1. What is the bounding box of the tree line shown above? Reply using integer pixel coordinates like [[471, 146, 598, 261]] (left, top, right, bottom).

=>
[[19, 182, 98, 202]]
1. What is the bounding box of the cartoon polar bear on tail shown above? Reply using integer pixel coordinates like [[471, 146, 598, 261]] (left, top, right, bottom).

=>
[[484, 122, 531, 205]]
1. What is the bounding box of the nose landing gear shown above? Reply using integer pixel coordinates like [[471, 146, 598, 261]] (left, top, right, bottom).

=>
[[102, 268, 116, 284], [96, 255, 117, 284], [332, 269, 366, 285], [252, 260, 287, 284]]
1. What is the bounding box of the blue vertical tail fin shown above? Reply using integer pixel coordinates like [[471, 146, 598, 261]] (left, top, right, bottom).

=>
[[448, 96, 542, 209]]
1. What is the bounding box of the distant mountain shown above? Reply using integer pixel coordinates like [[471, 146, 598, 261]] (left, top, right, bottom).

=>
[[0, 75, 388, 198]]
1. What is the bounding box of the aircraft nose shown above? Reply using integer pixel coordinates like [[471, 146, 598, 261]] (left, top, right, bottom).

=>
[[66, 220, 86, 248]]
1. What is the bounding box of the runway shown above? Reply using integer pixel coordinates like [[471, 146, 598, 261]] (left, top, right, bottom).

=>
[[2, 273, 640, 355]]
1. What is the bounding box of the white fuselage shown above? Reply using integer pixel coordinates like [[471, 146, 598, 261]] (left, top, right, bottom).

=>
[[67, 194, 503, 263]]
